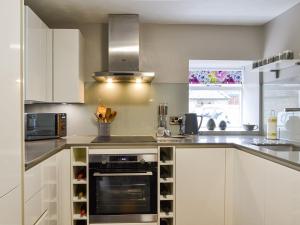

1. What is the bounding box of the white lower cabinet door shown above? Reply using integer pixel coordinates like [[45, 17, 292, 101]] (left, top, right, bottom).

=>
[[42, 154, 59, 225], [25, 189, 47, 225], [265, 160, 300, 225], [57, 149, 71, 225], [0, 186, 21, 225], [176, 148, 226, 225], [231, 150, 266, 225]]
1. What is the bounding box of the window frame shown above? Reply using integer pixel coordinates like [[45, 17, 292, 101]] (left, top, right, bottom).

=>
[[188, 68, 245, 130]]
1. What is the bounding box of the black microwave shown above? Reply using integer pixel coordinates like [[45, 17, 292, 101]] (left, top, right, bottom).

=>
[[25, 113, 67, 141]]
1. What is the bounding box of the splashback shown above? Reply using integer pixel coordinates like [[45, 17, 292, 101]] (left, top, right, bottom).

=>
[[25, 83, 189, 136]]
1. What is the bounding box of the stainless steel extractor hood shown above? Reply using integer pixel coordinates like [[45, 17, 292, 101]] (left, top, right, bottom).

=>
[[93, 14, 155, 83]]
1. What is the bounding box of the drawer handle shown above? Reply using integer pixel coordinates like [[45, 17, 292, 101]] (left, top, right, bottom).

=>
[[93, 172, 153, 177]]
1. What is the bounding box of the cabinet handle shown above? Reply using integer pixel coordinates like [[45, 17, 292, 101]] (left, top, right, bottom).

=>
[[93, 172, 153, 177]]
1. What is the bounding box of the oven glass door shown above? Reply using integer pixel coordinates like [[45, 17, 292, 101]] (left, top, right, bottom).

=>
[[90, 174, 157, 214], [89, 171, 157, 223]]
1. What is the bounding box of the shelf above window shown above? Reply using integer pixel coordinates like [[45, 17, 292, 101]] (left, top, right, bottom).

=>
[[251, 60, 300, 73]]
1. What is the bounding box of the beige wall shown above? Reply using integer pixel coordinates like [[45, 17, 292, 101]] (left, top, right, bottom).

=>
[[52, 23, 264, 83], [26, 83, 189, 136], [263, 3, 300, 136], [140, 24, 264, 83], [264, 3, 300, 57], [27, 23, 264, 136]]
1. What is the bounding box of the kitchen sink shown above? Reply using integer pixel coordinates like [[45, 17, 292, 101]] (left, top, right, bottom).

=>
[[249, 143, 300, 151]]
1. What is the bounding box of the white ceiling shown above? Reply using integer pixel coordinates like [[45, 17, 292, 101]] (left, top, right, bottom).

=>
[[26, 0, 300, 26]]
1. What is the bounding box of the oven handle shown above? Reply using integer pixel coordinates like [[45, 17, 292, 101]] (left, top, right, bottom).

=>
[[92, 172, 153, 177]]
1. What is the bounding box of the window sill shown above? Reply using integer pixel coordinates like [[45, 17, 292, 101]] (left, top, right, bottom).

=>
[[199, 130, 261, 136]]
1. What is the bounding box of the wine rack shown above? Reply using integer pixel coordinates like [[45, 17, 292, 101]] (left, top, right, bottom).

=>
[[71, 147, 89, 225], [158, 146, 175, 225]]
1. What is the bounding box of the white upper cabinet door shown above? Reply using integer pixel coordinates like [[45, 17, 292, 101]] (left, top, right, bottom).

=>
[[0, 0, 22, 197], [25, 6, 52, 102], [176, 148, 226, 225], [53, 29, 84, 103], [231, 150, 266, 225], [45, 29, 53, 102], [265, 161, 300, 225]]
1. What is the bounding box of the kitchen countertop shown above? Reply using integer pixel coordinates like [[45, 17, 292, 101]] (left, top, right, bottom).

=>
[[25, 135, 300, 171]]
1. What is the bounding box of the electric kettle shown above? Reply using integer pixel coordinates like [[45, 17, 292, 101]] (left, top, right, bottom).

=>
[[184, 113, 203, 135]]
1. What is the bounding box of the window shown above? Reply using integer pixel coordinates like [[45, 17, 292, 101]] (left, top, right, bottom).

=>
[[189, 69, 244, 131]]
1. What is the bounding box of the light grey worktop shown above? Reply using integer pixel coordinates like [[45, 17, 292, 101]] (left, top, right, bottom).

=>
[[25, 135, 300, 171]]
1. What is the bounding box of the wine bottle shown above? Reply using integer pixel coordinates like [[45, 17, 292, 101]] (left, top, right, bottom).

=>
[[160, 219, 170, 225], [160, 151, 169, 162], [161, 205, 171, 215], [80, 205, 87, 217], [160, 184, 170, 197], [160, 167, 170, 179], [76, 221, 86, 225], [76, 169, 86, 180]]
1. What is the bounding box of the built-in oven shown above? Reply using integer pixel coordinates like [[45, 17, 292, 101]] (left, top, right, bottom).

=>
[[89, 153, 158, 224]]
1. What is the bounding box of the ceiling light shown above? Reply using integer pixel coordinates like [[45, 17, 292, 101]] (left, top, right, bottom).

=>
[[107, 78, 113, 83], [136, 78, 142, 84], [142, 72, 155, 77]]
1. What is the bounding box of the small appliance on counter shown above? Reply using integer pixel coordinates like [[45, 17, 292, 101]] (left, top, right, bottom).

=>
[[183, 113, 203, 135], [25, 113, 67, 141]]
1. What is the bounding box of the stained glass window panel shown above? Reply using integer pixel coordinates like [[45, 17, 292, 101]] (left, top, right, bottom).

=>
[[189, 70, 243, 85]]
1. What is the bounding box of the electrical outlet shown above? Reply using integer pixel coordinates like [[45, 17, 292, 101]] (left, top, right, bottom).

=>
[[169, 116, 180, 125]]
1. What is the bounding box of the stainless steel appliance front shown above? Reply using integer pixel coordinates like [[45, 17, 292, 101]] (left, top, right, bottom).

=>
[[89, 153, 158, 224], [24, 113, 67, 141]]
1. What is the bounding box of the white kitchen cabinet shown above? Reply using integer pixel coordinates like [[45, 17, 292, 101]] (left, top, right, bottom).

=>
[[24, 149, 71, 225], [25, 154, 58, 225], [24, 6, 52, 102], [57, 149, 72, 225], [0, 0, 22, 199], [230, 150, 266, 225], [226, 149, 300, 225], [53, 29, 84, 103], [176, 148, 226, 225], [264, 160, 300, 225], [24, 161, 46, 202], [0, 186, 21, 225], [24, 155, 54, 225], [25, 188, 48, 225]]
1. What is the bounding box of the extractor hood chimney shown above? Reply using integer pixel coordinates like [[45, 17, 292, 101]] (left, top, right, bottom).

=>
[[93, 14, 155, 83]]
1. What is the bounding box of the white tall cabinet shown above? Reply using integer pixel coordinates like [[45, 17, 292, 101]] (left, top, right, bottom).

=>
[[176, 148, 226, 225], [0, 0, 22, 224], [24, 6, 52, 102]]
